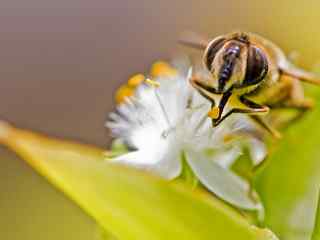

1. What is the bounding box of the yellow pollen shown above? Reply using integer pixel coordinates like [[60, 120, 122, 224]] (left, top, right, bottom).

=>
[[150, 61, 178, 78], [127, 74, 145, 87], [207, 107, 220, 119], [115, 85, 134, 104], [145, 78, 160, 88]]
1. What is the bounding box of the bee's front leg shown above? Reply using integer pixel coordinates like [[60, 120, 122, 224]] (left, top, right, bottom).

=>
[[211, 96, 281, 138], [189, 76, 219, 102], [211, 96, 269, 125], [269, 76, 314, 128]]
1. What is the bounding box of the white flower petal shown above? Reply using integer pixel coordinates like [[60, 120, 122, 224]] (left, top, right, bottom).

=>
[[247, 138, 267, 166], [209, 146, 242, 169], [112, 139, 181, 179], [185, 149, 262, 210]]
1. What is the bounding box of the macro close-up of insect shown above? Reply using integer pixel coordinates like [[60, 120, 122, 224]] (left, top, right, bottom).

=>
[[181, 31, 320, 138], [3, 2, 320, 240]]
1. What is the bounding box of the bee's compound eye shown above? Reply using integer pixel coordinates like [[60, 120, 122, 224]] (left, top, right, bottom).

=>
[[242, 46, 268, 86], [204, 37, 226, 70]]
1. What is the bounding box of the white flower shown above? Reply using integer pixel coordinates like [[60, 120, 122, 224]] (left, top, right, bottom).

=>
[[106, 61, 266, 212]]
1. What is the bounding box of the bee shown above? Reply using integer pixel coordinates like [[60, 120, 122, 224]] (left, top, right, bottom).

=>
[[180, 31, 320, 137]]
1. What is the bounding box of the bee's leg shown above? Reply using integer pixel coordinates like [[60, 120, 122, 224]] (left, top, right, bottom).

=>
[[189, 76, 220, 125], [269, 99, 314, 129], [280, 100, 314, 126], [189, 76, 219, 101], [240, 97, 282, 138], [270, 76, 314, 128], [253, 75, 292, 105], [212, 96, 269, 124], [281, 65, 320, 86], [213, 107, 280, 138], [212, 97, 282, 138], [272, 97, 313, 127], [249, 115, 282, 139]]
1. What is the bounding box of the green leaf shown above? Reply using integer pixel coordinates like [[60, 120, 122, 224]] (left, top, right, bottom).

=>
[[0, 121, 277, 240], [107, 139, 129, 158], [256, 91, 320, 240], [178, 151, 199, 189], [312, 190, 320, 240], [96, 226, 118, 240]]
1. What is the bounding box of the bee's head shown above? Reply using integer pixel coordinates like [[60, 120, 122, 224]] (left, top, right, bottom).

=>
[[203, 33, 268, 94]]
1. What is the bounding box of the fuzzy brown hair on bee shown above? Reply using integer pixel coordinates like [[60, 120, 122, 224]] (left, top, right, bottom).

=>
[[180, 31, 320, 138]]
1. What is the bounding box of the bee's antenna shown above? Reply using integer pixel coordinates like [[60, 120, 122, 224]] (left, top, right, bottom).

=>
[[178, 31, 208, 49]]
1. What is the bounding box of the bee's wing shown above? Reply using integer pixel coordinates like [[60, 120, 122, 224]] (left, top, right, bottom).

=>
[[178, 31, 209, 49], [250, 32, 320, 86]]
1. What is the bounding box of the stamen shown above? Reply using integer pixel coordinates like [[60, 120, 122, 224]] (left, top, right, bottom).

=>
[[145, 78, 172, 133], [115, 74, 145, 104], [127, 74, 145, 87], [115, 85, 135, 104], [145, 78, 160, 88], [194, 114, 209, 135], [150, 61, 177, 78], [183, 103, 208, 136]]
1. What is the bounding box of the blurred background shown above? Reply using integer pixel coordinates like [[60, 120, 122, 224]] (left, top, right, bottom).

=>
[[0, 0, 320, 239]]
